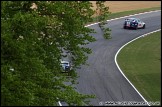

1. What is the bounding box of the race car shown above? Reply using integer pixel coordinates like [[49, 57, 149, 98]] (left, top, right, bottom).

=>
[[60, 60, 72, 72], [123, 18, 145, 29]]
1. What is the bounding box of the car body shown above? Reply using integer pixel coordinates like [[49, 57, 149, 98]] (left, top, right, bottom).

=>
[[123, 18, 145, 29], [60, 60, 72, 72]]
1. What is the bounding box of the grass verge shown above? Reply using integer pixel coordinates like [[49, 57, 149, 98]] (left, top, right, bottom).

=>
[[87, 7, 161, 25], [117, 31, 161, 103]]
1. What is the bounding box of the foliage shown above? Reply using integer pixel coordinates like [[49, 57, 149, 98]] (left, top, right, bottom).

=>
[[96, 1, 111, 39], [1, 1, 110, 106]]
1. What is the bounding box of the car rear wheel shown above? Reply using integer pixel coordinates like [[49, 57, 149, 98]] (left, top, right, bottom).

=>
[[142, 24, 145, 29]]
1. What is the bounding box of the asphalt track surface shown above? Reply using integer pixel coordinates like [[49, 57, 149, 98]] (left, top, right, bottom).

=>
[[75, 11, 161, 106]]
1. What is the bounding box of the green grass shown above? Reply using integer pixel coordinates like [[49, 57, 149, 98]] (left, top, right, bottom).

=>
[[87, 7, 161, 25], [117, 31, 161, 103]]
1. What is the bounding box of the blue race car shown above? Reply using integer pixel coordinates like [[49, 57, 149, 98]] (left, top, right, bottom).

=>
[[60, 60, 72, 72], [123, 18, 146, 29]]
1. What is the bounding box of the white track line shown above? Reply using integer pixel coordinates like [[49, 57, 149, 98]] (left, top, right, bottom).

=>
[[58, 10, 161, 106], [115, 29, 161, 106], [58, 101, 62, 106]]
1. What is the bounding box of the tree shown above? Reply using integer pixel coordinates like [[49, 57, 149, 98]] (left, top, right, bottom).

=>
[[1, 1, 111, 106], [96, 1, 111, 39]]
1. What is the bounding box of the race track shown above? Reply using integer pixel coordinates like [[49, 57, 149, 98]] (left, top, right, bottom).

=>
[[75, 11, 161, 106]]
